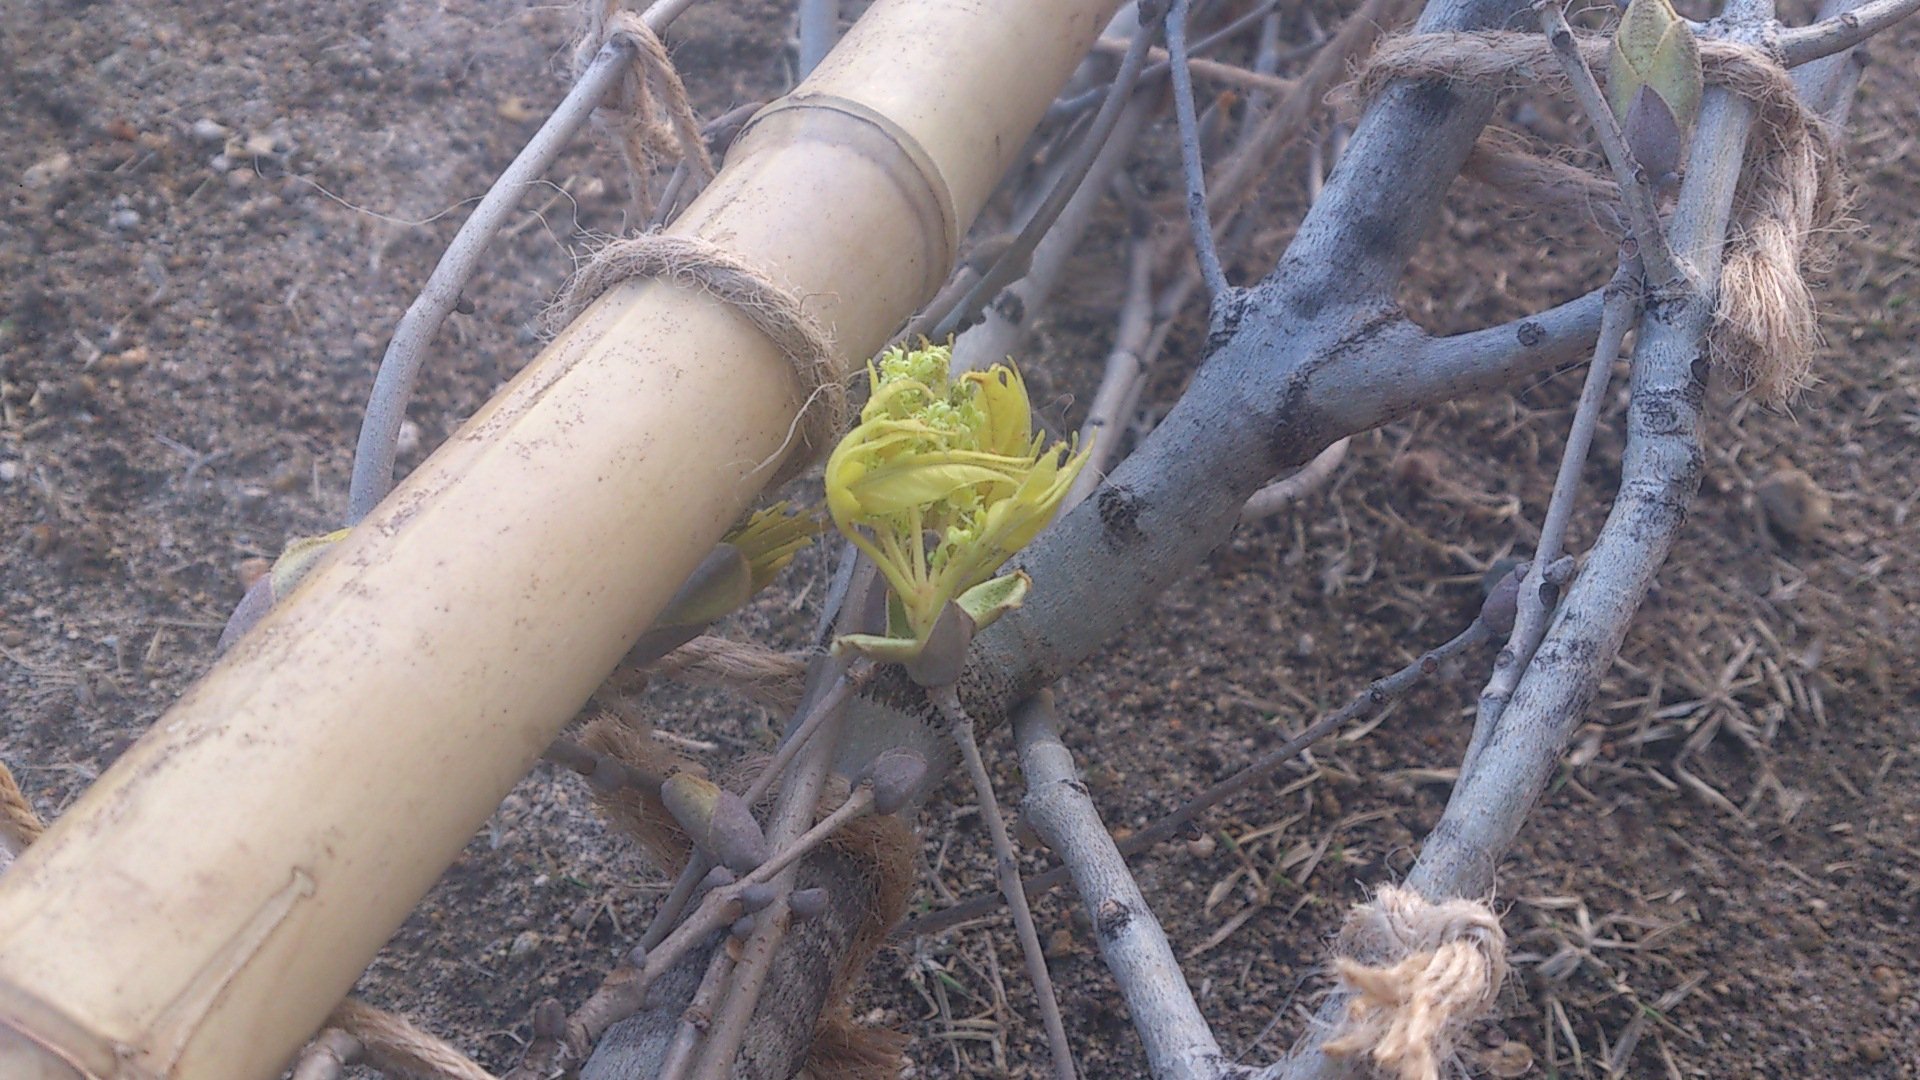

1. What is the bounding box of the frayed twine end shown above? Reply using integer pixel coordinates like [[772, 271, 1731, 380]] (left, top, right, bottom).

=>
[[1322, 885, 1508, 1080]]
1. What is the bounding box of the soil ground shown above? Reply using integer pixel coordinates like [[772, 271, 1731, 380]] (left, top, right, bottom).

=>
[[2, 0, 1916, 1077]]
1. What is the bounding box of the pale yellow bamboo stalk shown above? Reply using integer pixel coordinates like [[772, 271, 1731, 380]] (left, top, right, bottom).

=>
[[0, 2, 1121, 1078]]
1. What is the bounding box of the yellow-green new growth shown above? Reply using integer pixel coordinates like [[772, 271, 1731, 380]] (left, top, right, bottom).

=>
[[725, 503, 821, 594], [825, 343, 1089, 655]]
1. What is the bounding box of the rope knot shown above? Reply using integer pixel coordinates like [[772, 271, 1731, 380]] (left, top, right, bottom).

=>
[[1349, 28, 1848, 405], [575, 1, 715, 215], [1323, 885, 1508, 1080]]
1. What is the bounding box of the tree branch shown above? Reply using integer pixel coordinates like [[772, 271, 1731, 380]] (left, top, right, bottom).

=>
[[1460, 257, 1640, 777], [1778, 0, 1920, 65], [1014, 692, 1242, 1080], [904, 620, 1493, 939], [1272, 0, 1851, 1073]]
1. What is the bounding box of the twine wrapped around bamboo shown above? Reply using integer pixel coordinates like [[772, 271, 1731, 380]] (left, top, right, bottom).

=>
[[1322, 886, 1508, 1080], [1353, 30, 1846, 403]]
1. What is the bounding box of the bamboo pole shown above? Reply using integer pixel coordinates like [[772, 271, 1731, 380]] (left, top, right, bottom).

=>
[[0, 2, 1121, 1077]]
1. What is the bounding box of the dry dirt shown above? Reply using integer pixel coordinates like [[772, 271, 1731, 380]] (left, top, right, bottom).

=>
[[2, 0, 1916, 1077]]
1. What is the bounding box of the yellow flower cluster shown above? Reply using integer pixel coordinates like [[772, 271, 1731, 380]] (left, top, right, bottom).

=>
[[826, 343, 1088, 652]]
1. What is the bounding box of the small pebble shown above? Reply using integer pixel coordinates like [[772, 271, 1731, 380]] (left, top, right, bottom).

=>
[[397, 419, 422, 456], [507, 929, 541, 961], [236, 557, 272, 589], [1477, 1040, 1533, 1078], [1757, 465, 1832, 543], [497, 96, 541, 123], [1044, 927, 1075, 960], [1856, 1034, 1888, 1063], [22, 152, 72, 189], [191, 118, 230, 143], [0, 461, 18, 483], [108, 208, 141, 230], [1185, 832, 1217, 859], [1870, 964, 1903, 1005]]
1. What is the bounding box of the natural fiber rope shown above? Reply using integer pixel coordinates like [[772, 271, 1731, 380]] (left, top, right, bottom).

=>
[[0, 759, 45, 854], [1322, 885, 1508, 1080], [554, 3, 846, 483], [328, 998, 499, 1080], [1353, 30, 1846, 404], [575, 1, 714, 216], [649, 634, 810, 712], [547, 234, 844, 481]]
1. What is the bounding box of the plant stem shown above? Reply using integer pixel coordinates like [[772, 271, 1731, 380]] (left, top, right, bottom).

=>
[[1536, 0, 1687, 287], [934, 685, 1078, 1080], [1460, 254, 1641, 777], [904, 619, 1492, 938], [1165, 0, 1230, 303]]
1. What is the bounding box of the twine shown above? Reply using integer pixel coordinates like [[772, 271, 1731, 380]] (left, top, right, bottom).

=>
[[554, 3, 846, 483], [1354, 30, 1846, 404], [547, 233, 844, 482], [575, 1, 714, 216], [649, 634, 810, 712], [1323, 885, 1508, 1080], [0, 759, 45, 856], [327, 998, 499, 1080]]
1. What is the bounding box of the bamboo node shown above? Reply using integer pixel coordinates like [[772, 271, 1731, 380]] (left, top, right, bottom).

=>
[[1322, 885, 1507, 1080]]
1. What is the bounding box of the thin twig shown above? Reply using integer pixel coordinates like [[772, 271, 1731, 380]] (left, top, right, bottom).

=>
[[1090, 37, 1298, 96], [346, 38, 635, 522], [796, 0, 840, 77], [1777, 0, 1920, 64], [346, 0, 705, 520], [634, 665, 854, 951], [1194, 0, 1405, 262], [1239, 437, 1350, 523], [948, 80, 1157, 373], [1460, 255, 1641, 776], [1536, 0, 1687, 287], [1165, 0, 1230, 302], [1063, 229, 1156, 509], [904, 620, 1493, 938], [686, 683, 851, 1078], [655, 945, 736, 1080], [933, 685, 1077, 1080], [1052, 0, 1297, 118], [1013, 692, 1227, 1080], [513, 738, 870, 1078], [928, 11, 1158, 341]]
